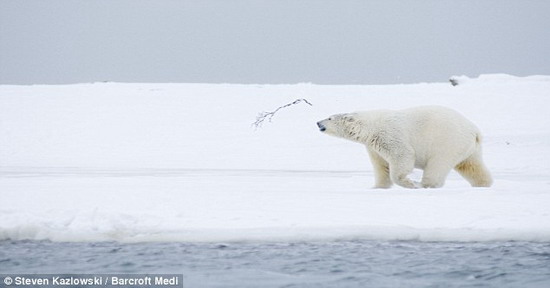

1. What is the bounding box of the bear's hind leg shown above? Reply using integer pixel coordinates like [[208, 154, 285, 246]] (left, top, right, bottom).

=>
[[421, 160, 453, 188], [454, 153, 493, 187]]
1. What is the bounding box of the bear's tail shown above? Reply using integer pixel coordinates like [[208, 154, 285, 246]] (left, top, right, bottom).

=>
[[475, 132, 482, 144], [454, 132, 492, 187]]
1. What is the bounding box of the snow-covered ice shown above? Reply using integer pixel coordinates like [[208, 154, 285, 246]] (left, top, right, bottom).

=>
[[1, 74, 549, 242]]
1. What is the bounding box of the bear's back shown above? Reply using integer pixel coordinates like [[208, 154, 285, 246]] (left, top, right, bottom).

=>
[[401, 106, 481, 162], [401, 106, 479, 135]]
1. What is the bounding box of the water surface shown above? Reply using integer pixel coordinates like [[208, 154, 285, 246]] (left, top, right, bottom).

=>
[[1, 240, 549, 287]]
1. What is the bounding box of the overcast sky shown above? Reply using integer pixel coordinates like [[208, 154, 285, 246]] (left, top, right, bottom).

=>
[[1, 0, 549, 85]]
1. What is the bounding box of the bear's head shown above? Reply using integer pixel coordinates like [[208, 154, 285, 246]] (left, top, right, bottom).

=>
[[317, 113, 362, 141]]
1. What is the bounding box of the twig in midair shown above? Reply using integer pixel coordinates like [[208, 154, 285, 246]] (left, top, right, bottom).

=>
[[253, 98, 313, 128]]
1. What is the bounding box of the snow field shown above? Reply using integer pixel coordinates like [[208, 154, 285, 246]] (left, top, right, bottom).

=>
[[1, 74, 549, 242]]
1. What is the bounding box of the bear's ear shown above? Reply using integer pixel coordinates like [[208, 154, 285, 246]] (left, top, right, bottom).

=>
[[343, 113, 356, 123]]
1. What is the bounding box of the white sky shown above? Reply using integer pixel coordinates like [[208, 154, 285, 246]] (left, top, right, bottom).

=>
[[1, 0, 549, 84]]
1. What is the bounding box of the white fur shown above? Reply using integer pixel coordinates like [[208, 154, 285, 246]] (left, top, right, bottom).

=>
[[317, 106, 493, 189]]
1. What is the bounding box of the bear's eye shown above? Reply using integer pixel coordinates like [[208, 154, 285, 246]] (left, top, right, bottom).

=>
[[328, 117, 332, 121]]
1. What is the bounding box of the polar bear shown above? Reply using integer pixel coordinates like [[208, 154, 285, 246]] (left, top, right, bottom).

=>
[[317, 106, 493, 189]]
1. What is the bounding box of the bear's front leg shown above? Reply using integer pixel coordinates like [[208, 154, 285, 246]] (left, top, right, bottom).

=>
[[388, 154, 421, 189], [367, 149, 392, 188]]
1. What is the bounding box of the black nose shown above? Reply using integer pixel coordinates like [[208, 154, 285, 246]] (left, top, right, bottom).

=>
[[317, 122, 326, 131]]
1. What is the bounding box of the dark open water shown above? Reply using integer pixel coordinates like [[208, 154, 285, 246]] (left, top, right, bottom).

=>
[[1, 240, 549, 288]]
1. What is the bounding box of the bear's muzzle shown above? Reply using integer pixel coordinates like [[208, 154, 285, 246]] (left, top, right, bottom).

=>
[[317, 121, 326, 132]]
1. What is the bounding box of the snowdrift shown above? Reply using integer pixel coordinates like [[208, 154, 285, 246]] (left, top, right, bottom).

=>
[[1, 74, 550, 242]]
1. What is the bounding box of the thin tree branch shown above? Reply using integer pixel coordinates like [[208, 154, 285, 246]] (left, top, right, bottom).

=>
[[253, 98, 313, 128]]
